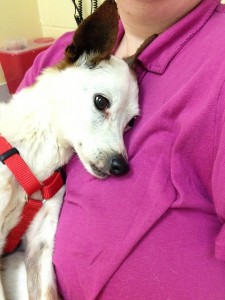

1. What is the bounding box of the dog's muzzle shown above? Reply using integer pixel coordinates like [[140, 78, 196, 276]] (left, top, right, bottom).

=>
[[90, 154, 130, 178], [110, 154, 129, 176]]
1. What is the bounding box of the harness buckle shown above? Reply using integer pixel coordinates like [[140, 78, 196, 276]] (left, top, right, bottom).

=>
[[0, 148, 19, 164]]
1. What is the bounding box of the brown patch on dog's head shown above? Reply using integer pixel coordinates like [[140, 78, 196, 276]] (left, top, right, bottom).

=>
[[60, 0, 118, 69]]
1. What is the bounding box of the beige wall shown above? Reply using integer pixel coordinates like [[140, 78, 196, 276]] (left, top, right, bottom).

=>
[[37, 0, 104, 38], [0, 69, 5, 85], [0, 0, 42, 46], [37, 0, 75, 38], [0, 0, 42, 83], [0, 0, 104, 84]]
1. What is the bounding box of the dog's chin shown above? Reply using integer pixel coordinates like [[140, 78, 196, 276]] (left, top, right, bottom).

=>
[[89, 163, 109, 179]]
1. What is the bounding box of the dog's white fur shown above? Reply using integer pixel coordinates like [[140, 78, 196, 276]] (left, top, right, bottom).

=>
[[0, 52, 139, 299]]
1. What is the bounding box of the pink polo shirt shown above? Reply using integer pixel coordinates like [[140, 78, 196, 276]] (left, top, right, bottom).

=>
[[18, 0, 225, 299]]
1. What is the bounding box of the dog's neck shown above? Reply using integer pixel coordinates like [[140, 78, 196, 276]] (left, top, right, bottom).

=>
[[0, 69, 74, 181]]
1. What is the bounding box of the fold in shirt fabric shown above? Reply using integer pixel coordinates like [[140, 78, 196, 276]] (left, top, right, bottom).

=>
[[18, 0, 225, 299]]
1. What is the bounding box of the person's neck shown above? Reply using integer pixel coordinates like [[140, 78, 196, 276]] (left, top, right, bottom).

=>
[[115, 0, 202, 58]]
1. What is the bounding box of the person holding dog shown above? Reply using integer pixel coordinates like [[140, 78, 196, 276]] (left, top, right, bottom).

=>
[[18, 0, 225, 299]]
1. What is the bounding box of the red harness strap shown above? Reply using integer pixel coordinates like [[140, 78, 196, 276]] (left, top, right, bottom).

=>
[[0, 136, 65, 254]]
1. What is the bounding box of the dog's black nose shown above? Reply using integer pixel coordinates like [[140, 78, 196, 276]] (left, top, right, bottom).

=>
[[110, 155, 129, 176]]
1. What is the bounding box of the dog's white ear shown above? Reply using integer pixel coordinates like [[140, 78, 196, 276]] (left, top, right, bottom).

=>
[[124, 34, 158, 70], [65, 0, 118, 66]]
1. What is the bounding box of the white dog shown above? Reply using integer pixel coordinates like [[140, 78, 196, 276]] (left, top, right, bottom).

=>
[[0, 1, 139, 299]]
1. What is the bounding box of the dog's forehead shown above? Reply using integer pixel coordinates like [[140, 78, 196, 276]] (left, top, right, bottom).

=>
[[66, 54, 139, 116], [91, 56, 138, 101], [91, 56, 134, 82]]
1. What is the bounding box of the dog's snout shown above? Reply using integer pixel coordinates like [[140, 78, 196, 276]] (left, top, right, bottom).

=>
[[110, 154, 129, 176]]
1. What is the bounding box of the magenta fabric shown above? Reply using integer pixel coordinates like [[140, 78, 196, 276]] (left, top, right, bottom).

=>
[[18, 0, 225, 299]]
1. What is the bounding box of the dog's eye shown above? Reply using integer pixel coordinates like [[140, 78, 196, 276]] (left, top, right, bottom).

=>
[[94, 94, 110, 111], [125, 117, 137, 132]]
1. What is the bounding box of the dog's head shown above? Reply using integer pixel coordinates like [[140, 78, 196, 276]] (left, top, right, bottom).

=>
[[56, 0, 139, 178]]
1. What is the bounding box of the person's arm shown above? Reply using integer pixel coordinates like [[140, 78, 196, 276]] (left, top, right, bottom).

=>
[[17, 31, 74, 92]]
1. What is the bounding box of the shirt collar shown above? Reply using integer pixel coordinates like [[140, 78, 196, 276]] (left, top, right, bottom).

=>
[[116, 0, 220, 74]]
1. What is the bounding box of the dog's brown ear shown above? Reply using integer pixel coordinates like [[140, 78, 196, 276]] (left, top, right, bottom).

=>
[[65, 0, 119, 65], [124, 34, 158, 70]]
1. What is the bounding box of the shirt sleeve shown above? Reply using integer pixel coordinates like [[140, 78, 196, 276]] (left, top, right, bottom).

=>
[[212, 79, 225, 260], [17, 31, 74, 92]]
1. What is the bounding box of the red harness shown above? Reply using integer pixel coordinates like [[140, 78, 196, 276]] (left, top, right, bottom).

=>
[[0, 136, 65, 254]]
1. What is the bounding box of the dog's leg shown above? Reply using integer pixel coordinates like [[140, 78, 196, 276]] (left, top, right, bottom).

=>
[[0, 250, 6, 300], [24, 188, 64, 300], [0, 280, 6, 300], [2, 251, 29, 300], [0, 172, 18, 300]]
